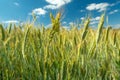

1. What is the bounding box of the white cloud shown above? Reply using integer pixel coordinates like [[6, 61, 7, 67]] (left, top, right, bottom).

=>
[[32, 8, 47, 16], [90, 21, 99, 25], [112, 24, 120, 28], [44, 5, 58, 10], [80, 16, 100, 25], [44, 0, 72, 9], [81, 16, 100, 21], [69, 22, 74, 25], [80, 10, 85, 12], [14, 2, 19, 6], [3, 20, 19, 24], [62, 26, 70, 29], [86, 1, 120, 12], [110, 3, 115, 6], [91, 16, 100, 21], [111, 1, 120, 6], [62, 21, 67, 24], [90, 16, 100, 25], [109, 10, 118, 14], [45, 24, 52, 28], [86, 3, 110, 12], [80, 17, 85, 20]]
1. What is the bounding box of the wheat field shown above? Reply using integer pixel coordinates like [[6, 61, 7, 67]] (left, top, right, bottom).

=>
[[0, 13, 120, 80]]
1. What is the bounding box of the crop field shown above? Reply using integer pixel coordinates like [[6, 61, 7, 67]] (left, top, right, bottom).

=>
[[0, 13, 120, 80]]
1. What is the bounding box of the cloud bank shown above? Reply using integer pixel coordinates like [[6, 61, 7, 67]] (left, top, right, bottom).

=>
[[44, 0, 72, 9]]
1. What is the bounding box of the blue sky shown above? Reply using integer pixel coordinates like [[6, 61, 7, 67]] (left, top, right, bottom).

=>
[[0, 0, 120, 28]]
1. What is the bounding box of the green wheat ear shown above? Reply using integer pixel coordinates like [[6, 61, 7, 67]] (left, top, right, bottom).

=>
[[32, 12, 37, 23], [49, 12, 61, 42], [81, 18, 90, 41], [113, 31, 116, 46], [22, 26, 31, 59], [105, 26, 112, 42], [0, 24, 5, 41], [50, 12, 61, 32], [50, 13, 55, 21], [96, 14, 105, 44], [8, 23, 12, 34]]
